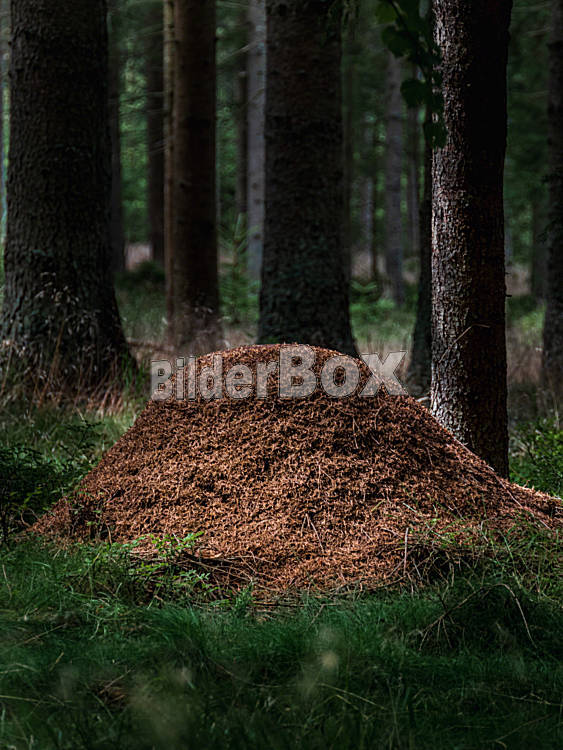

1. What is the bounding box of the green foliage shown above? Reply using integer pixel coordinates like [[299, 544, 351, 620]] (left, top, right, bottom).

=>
[[511, 419, 563, 497], [376, 0, 446, 146], [0, 531, 561, 749]]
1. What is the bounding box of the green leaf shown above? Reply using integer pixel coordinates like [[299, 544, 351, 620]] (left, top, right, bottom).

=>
[[401, 78, 427, 108], [375, 2, 397, 24], [381, 26, 412, 57], [423, 119, 447, 149]]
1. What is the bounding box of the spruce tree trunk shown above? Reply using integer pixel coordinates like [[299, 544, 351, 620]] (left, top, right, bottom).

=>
[[408, 118, 432, 395], [146, 0, 165, 267], [246, 0, 265, 281], [259, 0, 356, 357], [235, 67, 248, 220], [542, 0, 563, 401], [1, 0, 132, 394], [108, 0, 125, 274], [431, 0, 512, 477], [168, 0, 221, 353], [384, 52, 404, 307]]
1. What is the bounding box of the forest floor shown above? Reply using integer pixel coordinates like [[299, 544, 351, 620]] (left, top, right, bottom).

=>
[[0, 263, 561, 748]]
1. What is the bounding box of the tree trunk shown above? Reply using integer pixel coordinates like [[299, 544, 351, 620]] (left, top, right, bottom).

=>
[[431, 0, 511, 477], [342, 27, 356, 284], [146, 0, 165, 267], [235, 10, 248, 222], [406, 93, 420, 260], [168, 0, 221, 353], [408, 112, 432, 395], [530, 199, 547, 303], [259, 0, 356, 357], [384, 52, 404, 307], [360, 117, 378, 285], [0, 0, 6, 233], [246, 0, 265, 281], [108, 0, 125, 273], [1, 0, 132, 394], [542, 0, 563, 401], [163, 0, 175, 332]]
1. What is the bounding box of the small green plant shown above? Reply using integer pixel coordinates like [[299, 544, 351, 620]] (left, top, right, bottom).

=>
[[511, 418, 563, 497]]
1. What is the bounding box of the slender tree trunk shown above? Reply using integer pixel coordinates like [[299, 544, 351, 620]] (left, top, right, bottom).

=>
[[168, 0, 221, 353], [431, 0, 512, 477], [1, 0, 132, 393], [408, 111, 432, 395], [531, 199, 547, 302], [146, 0, 165, 267], [542, 0, 563, 401], [384, 52, 404, 307], [360, 117, 378, 285], [235, 9, 248, 222], [0, 0, 5, 234], [163, 0, 175, 332], [406, 94, 420, 260], [108, 0, 125, 273], [259, 0, 356, 356], [246, 0, 265, 281], [342, 27, 356, 284]]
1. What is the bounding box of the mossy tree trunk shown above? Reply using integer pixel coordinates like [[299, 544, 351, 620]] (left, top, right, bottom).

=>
[[431, 0, 512, 477], [1, 0, 132, 394], [259, 0, 356, 357]]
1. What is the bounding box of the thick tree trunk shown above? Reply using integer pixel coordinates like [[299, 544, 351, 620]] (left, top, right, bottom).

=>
[[146, 0, 165, 267], [408, 117, 432, 395], [108, 0, 125, 274], [1, 0, 132, 393], [246, 0, 265, 281], [384, 52, 404, 307], [431, 0, 511, 477], [259, 0, 356, 356], [542, 0, 563, 401], [168, 0, 221, 353]]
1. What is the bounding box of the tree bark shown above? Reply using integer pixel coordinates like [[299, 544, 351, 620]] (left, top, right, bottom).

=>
[[408, 114, 432, 395], [384, 51, 404, 307], [146, 0, 165, 267], [164, 0, 175, 333], [431, 0, 512, 477], [108, 0, 125, 274], [246, 0, 266, 281], [542, 0, 563, 402], [1, 0, 132, 393], [168, 0, 221, 353], [259, 0, 356, 357]]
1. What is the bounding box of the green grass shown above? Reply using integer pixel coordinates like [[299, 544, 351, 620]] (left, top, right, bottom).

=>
[[0, 295, 561, 748], [0, 535, 561, 750]]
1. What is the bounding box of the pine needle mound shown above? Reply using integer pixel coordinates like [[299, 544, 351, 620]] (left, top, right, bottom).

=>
[[34, 345, 561, 590]]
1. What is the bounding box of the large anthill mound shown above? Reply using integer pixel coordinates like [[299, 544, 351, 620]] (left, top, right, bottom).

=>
[[34, 345, 560, 590]]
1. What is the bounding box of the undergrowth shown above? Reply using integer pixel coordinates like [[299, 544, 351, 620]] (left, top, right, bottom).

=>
[[0, 388, 561, 749]]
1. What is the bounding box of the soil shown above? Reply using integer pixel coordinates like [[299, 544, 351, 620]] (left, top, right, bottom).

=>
[[33, 345, 561, 591]]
